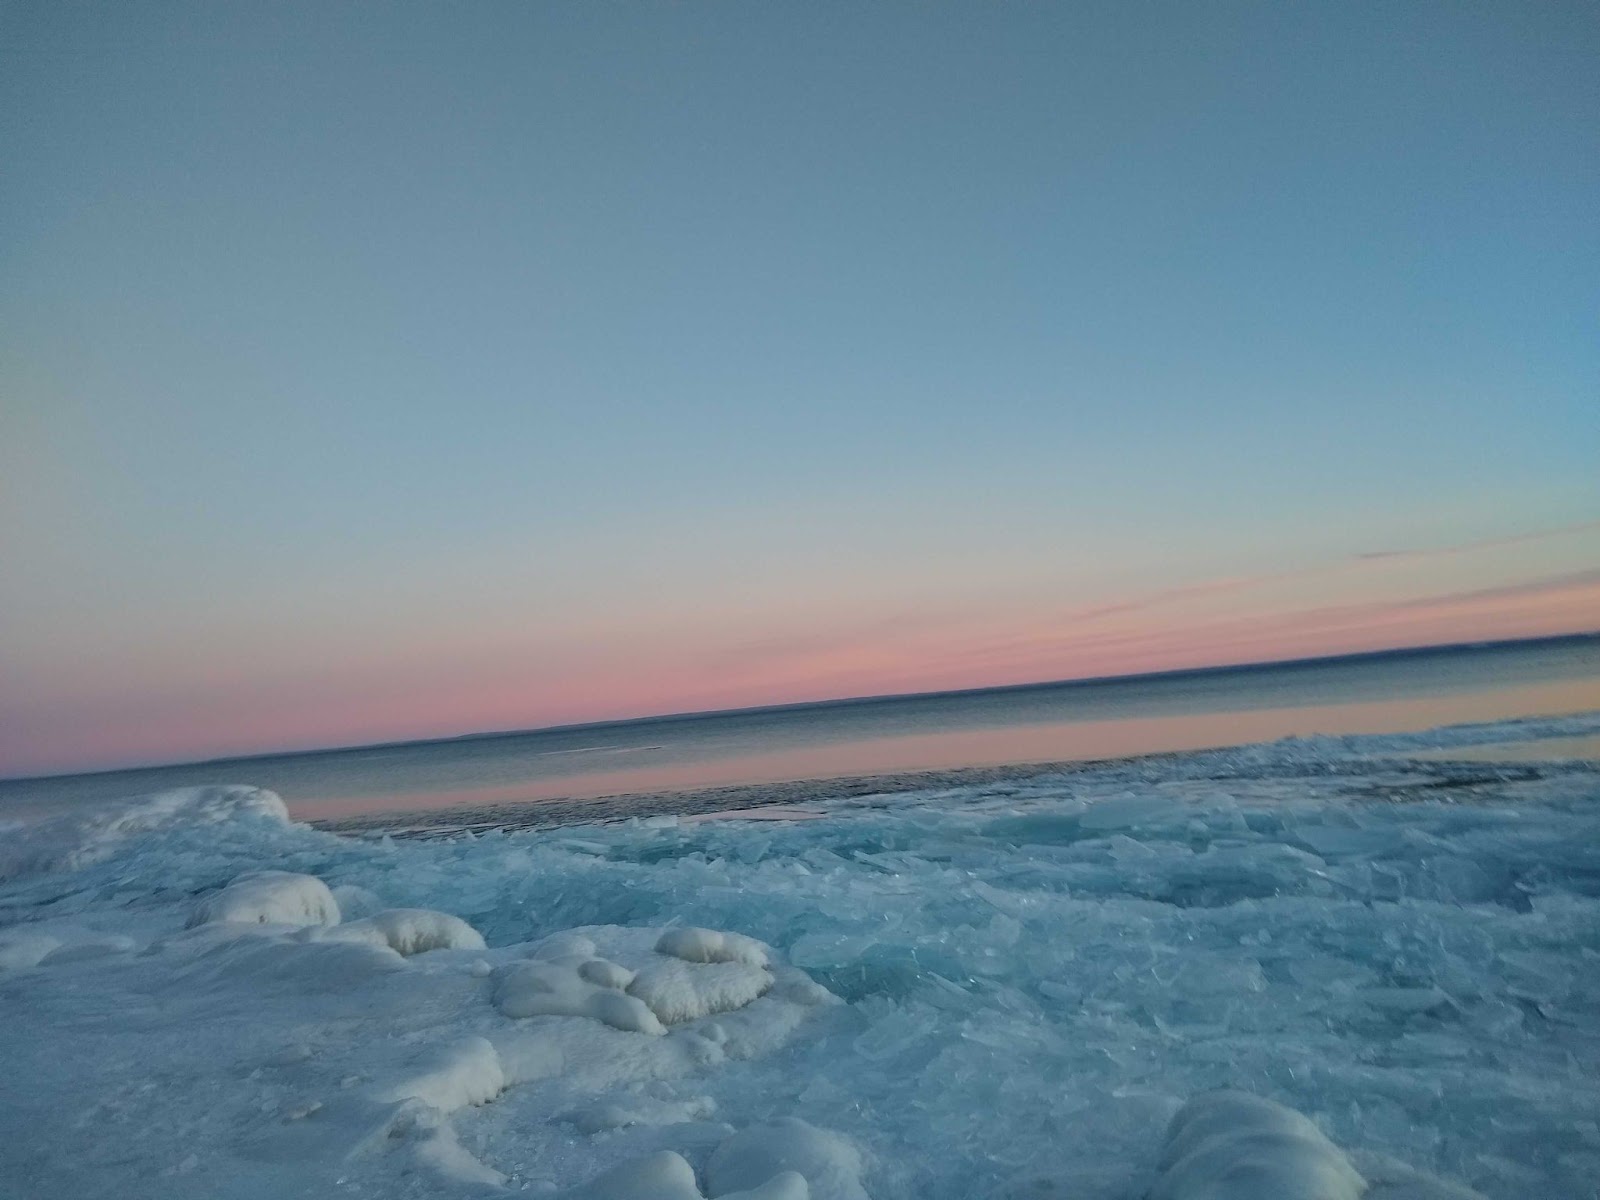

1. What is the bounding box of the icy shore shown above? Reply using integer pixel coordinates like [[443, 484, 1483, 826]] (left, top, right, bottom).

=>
[[1, 713, 1597, 1198]]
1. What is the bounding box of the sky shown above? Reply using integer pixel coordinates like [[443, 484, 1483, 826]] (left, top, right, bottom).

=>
[[1, 1, 1597, 776]]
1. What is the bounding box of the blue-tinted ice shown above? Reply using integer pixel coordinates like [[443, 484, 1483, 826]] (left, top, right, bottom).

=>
[[0, 711, 1597, 1198]]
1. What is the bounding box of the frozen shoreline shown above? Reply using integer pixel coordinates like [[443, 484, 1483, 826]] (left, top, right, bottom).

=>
[[2, 713, 1598, 1198]]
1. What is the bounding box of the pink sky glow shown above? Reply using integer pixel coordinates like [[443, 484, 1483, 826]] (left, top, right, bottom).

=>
[[5, 544, 1596, 777]]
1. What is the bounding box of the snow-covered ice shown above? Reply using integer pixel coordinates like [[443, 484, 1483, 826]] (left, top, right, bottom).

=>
[[0, 712, 1598, 1199], [187, 869, 341, 927]]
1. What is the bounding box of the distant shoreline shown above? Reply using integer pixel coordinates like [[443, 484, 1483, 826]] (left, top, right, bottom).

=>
[[7, 629, 1596, 786], [313, 717, 1598, 840]]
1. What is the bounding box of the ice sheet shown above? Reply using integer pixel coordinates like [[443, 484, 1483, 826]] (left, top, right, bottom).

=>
[[0, 713, 1596, 1199]]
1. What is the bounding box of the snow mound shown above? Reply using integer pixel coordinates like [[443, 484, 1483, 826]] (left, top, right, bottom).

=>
[[187, 870, 340, 928], [1151, 1091, 1364, 1200], [0, 785, 289, 881], [566, 1150, 705, 1200], [707, 1119, 867, 1200], [375, 1036, 506, 1111], [493, 957, 666, 1034], [657, 927, 770, 967], [531, 931, 600, 959], [319, 907, 486, 955], [566, 1150, 808, 1200], [628, 954, 775, 1025]]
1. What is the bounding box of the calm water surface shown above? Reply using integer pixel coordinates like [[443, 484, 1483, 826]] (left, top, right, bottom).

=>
[[3, 635, 1597, 825]]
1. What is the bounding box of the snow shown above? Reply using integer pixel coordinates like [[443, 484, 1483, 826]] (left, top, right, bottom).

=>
[[657, 927, 771, 968], [1149, 1091, 1489, 1200], [707, 1119, 868, 1200], [324, 907, 489, 955], [627, 956, 775, 1025], [376, 1036, 508, 1110], [0, 712, 1596, 1199], [0, 784, 288, 881], [1151, 1091, 1364, 1200], [563, 1150, 810, 1200], [188, 869, 341, 927], [0, 929, 59, 969], [493, 957, 668, 1033]]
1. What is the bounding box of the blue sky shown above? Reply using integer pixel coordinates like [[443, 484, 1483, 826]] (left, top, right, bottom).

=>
[[2, 2, 1596, 773]]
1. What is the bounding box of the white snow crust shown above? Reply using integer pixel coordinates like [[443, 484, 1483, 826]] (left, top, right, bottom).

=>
[[0, 713, 1596, 1199], [707, 1118, 868, 1200], [322, 907, 489, 955], [188, 869, 341, 927], [1151, 1091, 1364, 1200]]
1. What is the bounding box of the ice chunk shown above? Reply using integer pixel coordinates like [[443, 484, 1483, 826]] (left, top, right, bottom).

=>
[[0, 785, 290, 881], [627, 956, 775, 1025], [706, 1118, 868, 1200], [493, 958, 665, 1034], [329, 884, 384, 920], [656, 927, 770, 968], [1152, 1092, 1364, 1200], [187, 870, 340, 928], [1078, 793, 1186, 831], [375, 1036, 506, 1111], [318, 908, 486, 955]]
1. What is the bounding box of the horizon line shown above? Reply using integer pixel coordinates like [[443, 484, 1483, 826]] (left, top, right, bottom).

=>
[[5, 628, 1596, 786]]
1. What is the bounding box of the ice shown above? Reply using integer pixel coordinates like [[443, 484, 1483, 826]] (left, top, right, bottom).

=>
[[1152, 1091, 1364, 1199], [0, 713, 1596, 1198], [376, 1036, 507, 1110], [0, 784, 289, 881], [627, 955, 776, 1025], [174, 933, 408, 992], [1149, 1092, 1489, 1199], [39, 933, 136, 963], [563, 1149, 810, 1200], [657, 927, 771, 968], [706, 1118, 868, 1200], [493, 957, 668, 1033], [567, 1150, 706, 1200], [187, 869, 341, 927], [322, 907, 488, 955], [0, 930, 59, 969], [561, 1094, 717, 1134]]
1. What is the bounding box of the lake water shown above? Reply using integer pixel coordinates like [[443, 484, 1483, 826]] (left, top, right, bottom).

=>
[[4, 633, 1596, 830]]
